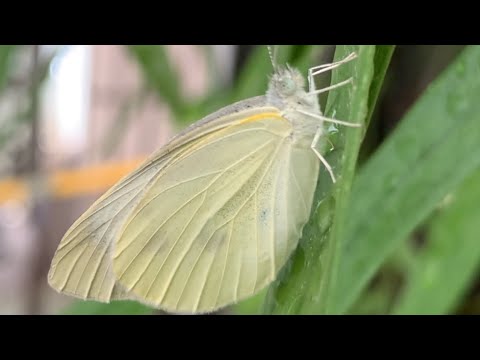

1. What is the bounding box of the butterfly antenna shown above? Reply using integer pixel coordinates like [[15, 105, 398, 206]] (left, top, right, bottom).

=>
[[267, 45, 278, 72]]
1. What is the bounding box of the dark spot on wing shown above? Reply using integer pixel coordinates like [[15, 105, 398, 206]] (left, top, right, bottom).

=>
[[260, 208, 268, 223]]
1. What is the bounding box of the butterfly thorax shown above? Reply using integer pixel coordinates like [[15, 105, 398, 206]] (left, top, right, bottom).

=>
[[266, 65, 322, 146]]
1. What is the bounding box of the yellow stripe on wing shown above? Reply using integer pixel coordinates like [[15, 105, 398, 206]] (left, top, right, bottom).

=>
[[237, 112, 284, 125]]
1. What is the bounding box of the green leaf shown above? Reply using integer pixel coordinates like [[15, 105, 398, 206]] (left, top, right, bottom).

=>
[[263, 45, 376, 314], [366, 46, 395, 127], [392, 169, 480, 314], [128, 45, 184, 119], [234, 288, 268, 315], [62, 300, 154, 315], [334, 45, 480, 314], [358, 46, 396, 164]]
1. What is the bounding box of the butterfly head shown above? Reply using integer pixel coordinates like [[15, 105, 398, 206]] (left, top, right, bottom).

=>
[[270, 65, 305, 96], [267, 65, 319, 114]]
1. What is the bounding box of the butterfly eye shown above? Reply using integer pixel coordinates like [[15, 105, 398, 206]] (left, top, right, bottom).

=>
[[279, 77, 296, 96]]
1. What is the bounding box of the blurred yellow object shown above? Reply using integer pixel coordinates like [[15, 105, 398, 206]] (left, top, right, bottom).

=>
[[0, 178, 28, 204], [0, 157, 145, 204]]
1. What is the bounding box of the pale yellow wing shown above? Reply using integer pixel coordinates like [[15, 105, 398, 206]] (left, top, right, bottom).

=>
[[47, 158, 168, 302], [112, 113, 319, 314], [47, 96, 279, 302]]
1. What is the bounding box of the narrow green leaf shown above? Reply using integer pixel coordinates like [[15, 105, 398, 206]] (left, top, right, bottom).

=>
[[0, 45, 15, 93], [357, 46, 395, 165], [263, 45, 376, 314], [322, 46, 377, 314], [392, 169, 480, 314], [128, 45, 184, 119], [334, 45, 480, 314], [366, 46, 395, 126]]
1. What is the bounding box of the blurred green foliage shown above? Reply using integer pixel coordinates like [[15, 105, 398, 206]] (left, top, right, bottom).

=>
[[333, 45, 480, 314], [0, 46, 15, 92], [0, 46, 56, 154]]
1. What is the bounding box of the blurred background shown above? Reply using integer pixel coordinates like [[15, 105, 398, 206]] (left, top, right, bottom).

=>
[[0, 45, 474, 315]]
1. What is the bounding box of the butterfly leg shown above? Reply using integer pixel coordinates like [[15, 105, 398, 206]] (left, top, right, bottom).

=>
[[309, 77, 353, 96], [308, 52, 357, 92], [311, 128, 336, 183], [296, 109, 362, 128], [325, 136, 335, 152]]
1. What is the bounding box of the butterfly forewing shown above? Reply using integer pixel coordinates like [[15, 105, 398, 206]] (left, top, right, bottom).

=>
[[48, 98, 278, 303], [111, 114, 313, 313]]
